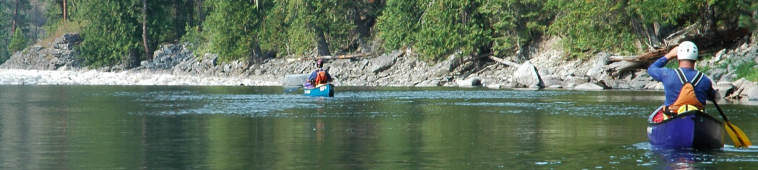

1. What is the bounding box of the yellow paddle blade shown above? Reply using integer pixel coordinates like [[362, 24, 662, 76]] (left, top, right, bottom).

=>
[[724, 122, 752, 148]]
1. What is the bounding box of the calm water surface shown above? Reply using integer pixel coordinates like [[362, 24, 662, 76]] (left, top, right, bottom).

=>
[[1, 85, 757, 169]]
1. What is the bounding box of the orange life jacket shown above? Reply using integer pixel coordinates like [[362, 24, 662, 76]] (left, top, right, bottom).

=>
[[663, 68, 705, 118], [314, 70, 328, 85]]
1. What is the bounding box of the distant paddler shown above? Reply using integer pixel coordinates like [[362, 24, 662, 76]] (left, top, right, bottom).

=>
[[303, 59, 335, 97], [306, 59, 333, 88]]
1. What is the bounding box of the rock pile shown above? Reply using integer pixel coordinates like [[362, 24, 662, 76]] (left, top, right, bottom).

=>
[[1, 33, 758, 103], [0, 33, 82, 70]]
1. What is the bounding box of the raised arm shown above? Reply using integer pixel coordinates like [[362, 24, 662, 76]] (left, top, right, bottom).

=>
[[647, 47, 678, 81]]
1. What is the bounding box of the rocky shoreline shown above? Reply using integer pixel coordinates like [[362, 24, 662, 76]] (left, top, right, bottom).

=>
[[1, 33, 757, 103]]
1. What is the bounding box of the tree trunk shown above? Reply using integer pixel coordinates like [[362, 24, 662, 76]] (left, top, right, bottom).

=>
[[350, 6, 372, 40], [63, 0, 68, 21], [173, 0, 181, 40], [197, 0, 204, 32], [12, 0, 19, 34], [701, 5, 716, 35], [631, 17, 663, 51], [142, 0, 152, 60], [314, 27, 331, 56], [250, 43, 263, 64]]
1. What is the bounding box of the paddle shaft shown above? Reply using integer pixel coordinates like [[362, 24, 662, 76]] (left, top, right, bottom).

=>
[[711, 99, 748, 146], [283, 86, 303, 93]]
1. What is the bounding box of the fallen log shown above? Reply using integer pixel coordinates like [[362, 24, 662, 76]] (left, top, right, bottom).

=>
[[610, 47, 671, 62], [611, 27, 749, 64], [488, 56, 521, 67], [606, 60, 643, 77], [318, 53, 370, 60]]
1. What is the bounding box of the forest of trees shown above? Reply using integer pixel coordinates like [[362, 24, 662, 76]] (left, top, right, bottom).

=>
[[0, 0, 756, 67]]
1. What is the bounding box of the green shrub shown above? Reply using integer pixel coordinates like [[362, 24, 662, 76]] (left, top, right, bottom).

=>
[[735, 61, 758, 81]]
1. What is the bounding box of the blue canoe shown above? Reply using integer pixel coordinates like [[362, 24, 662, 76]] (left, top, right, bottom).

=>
[[304, 84, 334, 97], [647, 106, 724, 150]]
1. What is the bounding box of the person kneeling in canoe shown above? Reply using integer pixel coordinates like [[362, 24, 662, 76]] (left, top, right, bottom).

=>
[[307, 59, 332, 88], [647, 41, 716, 123]]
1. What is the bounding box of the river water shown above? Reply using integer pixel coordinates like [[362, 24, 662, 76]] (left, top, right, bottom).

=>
[[0, 85, 757, 169]]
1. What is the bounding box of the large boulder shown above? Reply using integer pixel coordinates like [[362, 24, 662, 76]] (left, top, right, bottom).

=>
[[512, 61, 543, 88], [574, 82, 607, 90], [603, 79, 631, 89], [562, 76, 589, 89], [456, 77, 482, 87], [541, 75, 563, 88], [53, 33, 80, 49], [630, 72, 654, 89], [430, 51, 463, 77], [747, 86, 758, 101], [586, 52, 610, 81], [645, 81, 664, 90], [738, 81, 757, 98], [370, 50, 402, 73], [201, 53, 218, 68], [713, 81, 736, 99], [707, 68, 728, 81]]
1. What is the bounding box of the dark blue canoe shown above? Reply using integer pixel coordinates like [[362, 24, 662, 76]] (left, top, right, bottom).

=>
[[304, 84, 334, 97], [647, 106, 724, 150]]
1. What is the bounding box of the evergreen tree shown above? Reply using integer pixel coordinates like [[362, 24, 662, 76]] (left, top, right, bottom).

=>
[[203, 0, 266, 62], [75, 0, 176, 67], [8, 29, 28, 53], [0, 1, 11, 63], [376, 0, 422, 51], [413, 0, 487, 61], [76, 0, 142, 67], [44, 0, 65, 34], [479, 0, 552, 58], [284, 0, 355, 56]]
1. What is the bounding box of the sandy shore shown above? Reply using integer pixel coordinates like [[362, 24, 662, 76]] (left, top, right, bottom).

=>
[[0, 69, 279, 86]]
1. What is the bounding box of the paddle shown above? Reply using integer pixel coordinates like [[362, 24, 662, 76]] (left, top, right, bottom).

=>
[[711, 99, 752, 148], [283, 86, 302, 93]]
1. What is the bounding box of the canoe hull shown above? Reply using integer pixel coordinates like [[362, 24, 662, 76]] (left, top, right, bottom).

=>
[[304, 84, 334, 97], [647, 108, 724, 150]]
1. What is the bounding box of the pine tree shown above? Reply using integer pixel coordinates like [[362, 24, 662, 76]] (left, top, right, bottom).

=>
[[76, 0, 142, 67], [376, 0, 422, 51], [203, 0, 265, 62], [8, 29, 28, 53]]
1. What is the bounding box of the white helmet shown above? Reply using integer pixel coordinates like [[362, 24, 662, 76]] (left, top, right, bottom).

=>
[[677, 41, 698, 60]]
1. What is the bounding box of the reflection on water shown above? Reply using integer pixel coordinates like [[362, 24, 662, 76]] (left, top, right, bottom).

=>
[[0, 85, 757, 169]]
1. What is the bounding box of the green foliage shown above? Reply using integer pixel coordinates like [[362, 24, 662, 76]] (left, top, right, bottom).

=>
[[203, 0, 263, 62], [180, 25, 206, 55], [707, 0, 758, 30], [8, 30, 29, 53], [479, 0, 552, 57], [544, 0, 758, 58], [44, 0, 63, 35], [0, 49, 9, 64], [376, 0, 552, 61], [0, 1, 10, 63], [376, 0, 422, 51], [29, 0, 758, 66], [547, 0, 640, 58], [258, 1, 289, 57], [413, 0, 488, 61], [283, 0, 356, 56], [735, 61, 758, 81], [76, 0, 141, 67], [74, 0, 185, 67]]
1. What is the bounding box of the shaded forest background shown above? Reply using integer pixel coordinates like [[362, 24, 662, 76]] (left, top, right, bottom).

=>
[[1, 0, 757, 68]]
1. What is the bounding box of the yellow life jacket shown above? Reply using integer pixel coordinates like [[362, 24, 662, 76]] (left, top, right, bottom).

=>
[[663, 68, 705, 119]]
